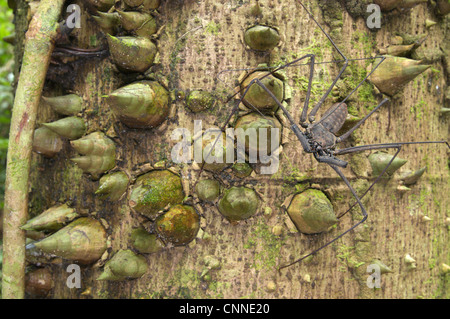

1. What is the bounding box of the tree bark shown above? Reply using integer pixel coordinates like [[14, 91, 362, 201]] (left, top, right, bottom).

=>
[[13, 0, 450, 299]]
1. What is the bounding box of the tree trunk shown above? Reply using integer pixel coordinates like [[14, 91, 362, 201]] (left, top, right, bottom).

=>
[[13, 0, 449, 299]]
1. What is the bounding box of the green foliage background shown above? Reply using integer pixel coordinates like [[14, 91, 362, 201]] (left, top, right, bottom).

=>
[[0, 0, 14, 296]]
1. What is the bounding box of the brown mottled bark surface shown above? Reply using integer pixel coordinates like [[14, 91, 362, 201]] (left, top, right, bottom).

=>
[[20, 0, 449, 299]]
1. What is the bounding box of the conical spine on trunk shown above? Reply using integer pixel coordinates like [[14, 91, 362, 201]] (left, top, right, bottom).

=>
[[440, 263, 450, 274], [107, 81, 170, 129], [130, 228, 165, 254], [193, 129, 234, 173], [92, 11, 120, 35], [369, 55, 431, 96], [42, 94, 84, 116], [95, 171, 129, 201], [425, 19, 437, 28], [41, 116, 86, 140], [20, 203, 79, 232], [70, 132, 116, 179], [287, 189, 337, 234], [32, 127, 64, 158], [107, 35, 157, 73], [244, 25, 280, 51], [97, 249, 148, 281], [234, 112, 282, 156], [155, 204, 201, 246], [32, 217, 108, 265], [186, 90, 214, 113], [440, 108, 450, 115], [195, 179, 220, 202], [379, 44, 415, 57], [398, 167, 426, 185], [2, 33, 15, 45], [218, 187, 260, 221], [368, 152, 407, 176], [129, 169, 185, 219], [117, 11, 157, 37], [371, 259, 394, 274], [240, 71, 284, 113]]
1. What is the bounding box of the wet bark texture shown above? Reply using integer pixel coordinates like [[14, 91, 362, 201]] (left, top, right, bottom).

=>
[[20, 0, 449, 299]]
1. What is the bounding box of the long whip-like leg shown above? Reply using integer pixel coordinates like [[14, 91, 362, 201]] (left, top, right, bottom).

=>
[[316, 56, 386, 128], [278, 145, 402, 270], [279, 140, 449, 270], [296, 1, 389, 127], [250, 78, 312, 151], [279, 163, 368, 270], [197, 53, 319, 181], [337, 98, 389, 143], [192, 77, 259, 189], [296, 1, 348, 123], [334, 141, 450, 219], [218, 53, 316, 123], [194, 67, 302, 187], [218, 57, 389, 105], [279, 144, 402, 269]]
